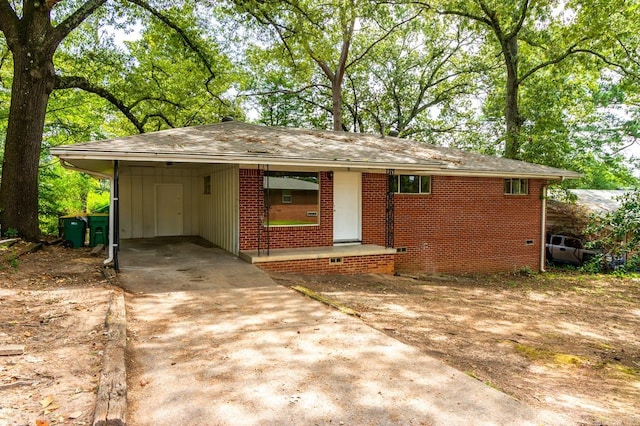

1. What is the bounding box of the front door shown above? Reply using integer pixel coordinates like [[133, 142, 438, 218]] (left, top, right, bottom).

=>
[[155, 183, 183, 236], [333, 171, 361, 243]]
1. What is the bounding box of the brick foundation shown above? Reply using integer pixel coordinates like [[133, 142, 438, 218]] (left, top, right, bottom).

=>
[[255, 254, 395, 275]]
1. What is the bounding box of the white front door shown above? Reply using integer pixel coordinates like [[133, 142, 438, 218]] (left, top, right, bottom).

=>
[[333, 171, 361, 243], [155, 184, 183, 236]]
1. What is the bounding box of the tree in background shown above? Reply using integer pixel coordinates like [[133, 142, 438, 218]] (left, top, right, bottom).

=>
[[586, 189, 640, 272], [0, 0, 240, 240], [236, 0, 421, 131]]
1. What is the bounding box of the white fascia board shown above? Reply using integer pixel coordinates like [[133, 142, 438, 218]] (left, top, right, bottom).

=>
[[52, 150, 581, 180]]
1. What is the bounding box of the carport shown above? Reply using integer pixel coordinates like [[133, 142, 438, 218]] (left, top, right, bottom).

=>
[[118, 237, 566, 425]]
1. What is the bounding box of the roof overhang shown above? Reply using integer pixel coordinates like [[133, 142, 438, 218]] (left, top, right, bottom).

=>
[[55, 152, 579, 181]]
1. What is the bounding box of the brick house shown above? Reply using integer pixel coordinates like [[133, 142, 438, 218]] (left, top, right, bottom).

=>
[[52, 121, 580, 274]]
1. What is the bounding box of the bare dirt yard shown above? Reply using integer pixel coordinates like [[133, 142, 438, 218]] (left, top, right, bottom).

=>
[[271, 270, 640, 426], [0, 241, 114, 426]]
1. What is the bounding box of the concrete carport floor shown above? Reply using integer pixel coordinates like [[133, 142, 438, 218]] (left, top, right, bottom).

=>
[[119, 237, 567, 426]]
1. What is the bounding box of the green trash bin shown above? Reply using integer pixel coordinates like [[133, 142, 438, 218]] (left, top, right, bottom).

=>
[[87, 213, 109, 247], [60, 215, 87, 248]]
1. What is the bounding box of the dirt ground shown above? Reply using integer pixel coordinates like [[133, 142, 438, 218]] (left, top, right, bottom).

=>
[[0, 241, 113, 426], [2, 242, 639, 425], [271, 270, 640, 426]]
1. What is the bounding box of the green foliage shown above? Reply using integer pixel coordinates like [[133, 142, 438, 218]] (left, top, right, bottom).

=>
[[585, 189, 640, 273], [4, 227, 17, 238]]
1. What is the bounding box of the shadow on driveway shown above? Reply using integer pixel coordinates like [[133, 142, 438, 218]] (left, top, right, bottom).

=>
[[119, 238, 567, 425]]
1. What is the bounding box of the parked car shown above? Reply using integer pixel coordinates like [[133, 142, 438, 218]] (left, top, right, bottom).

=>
[[546, 234, 597, 266]]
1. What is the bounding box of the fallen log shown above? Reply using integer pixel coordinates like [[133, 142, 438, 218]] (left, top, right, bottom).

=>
[[93, 291, 127, 426], [0, 344, 25, 356], [91, 244, 105, 256]]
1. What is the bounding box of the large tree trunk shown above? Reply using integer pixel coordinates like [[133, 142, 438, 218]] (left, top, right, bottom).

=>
[[332, 80, 343, 131], [503, 37, 521, 159], [0, 48, 55, 240]]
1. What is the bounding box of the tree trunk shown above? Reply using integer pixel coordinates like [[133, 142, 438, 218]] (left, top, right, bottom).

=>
[[0, 48, 55, 240], [332, 79, 343, 131], [503, 37, 521, 159]]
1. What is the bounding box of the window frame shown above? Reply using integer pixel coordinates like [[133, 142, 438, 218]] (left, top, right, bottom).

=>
[[263, 171, 320, 227], [393, 174, 431, 194], [504, 178, 528, 195]]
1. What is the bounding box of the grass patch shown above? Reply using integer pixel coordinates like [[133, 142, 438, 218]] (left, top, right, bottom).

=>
[[514, 343, 588, 367]]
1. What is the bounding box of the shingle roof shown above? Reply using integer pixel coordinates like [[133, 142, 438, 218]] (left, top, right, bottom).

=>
[[52, 121, 580, 179], [569, 189, 628, 213]]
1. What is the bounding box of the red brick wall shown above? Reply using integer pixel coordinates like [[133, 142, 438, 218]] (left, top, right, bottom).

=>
[[243, 170, 544, 274], [362, 173, 387, 246], [239, 169, 333, 250], [256, 254, 395, 275], [391, 175, 544, 274]]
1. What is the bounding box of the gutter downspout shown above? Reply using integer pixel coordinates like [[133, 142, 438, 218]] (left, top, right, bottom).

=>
[[540, 183, 548, 272], [112, 161, 119, 271], [59, 160, 116, 267]]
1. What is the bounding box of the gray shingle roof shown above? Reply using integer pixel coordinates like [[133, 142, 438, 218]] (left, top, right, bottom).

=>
[[52, 121, 580, 179]]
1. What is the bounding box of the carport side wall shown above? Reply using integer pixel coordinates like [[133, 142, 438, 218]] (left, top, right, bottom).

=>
[[390, 176, 545, 274], [118, 166, 199, 239], [239, 169, 333, 250], [198, 164, 239, 255]]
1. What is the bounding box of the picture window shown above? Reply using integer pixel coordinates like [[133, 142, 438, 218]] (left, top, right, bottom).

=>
[[264, 171, 319, 226]]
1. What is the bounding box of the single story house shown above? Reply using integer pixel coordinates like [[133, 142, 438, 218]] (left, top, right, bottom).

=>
[[52, 121, 580, 274]]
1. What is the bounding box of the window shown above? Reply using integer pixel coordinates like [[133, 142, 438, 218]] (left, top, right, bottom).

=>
[[392, 175, 431, 194], [264, 172, 319, 226], [504, 178, 528, 195], [203, 176, 211, 195]]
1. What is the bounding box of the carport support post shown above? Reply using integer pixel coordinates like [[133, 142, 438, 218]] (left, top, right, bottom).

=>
[[113, 160, 120, 271]]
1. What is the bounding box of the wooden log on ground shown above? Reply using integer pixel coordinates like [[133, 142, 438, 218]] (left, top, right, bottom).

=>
[[93, 291, 127, 426], [291, 285, 361, 317], [0, 344, 25, 356], [6, 242, 44, 263], [0, 238, 20, 247], [45, 237, 64, 246], [91, 244, 105, 256]]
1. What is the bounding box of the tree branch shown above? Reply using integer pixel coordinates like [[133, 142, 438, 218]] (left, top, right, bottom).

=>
[[50, 0, 107, 48], [506, 0, 530, 40], [54, 75, 145, 133], [518, 41, 585, 84], [346, 9, 422, 70], [127, 0, 220, 98], [0, 1, 20, 46]]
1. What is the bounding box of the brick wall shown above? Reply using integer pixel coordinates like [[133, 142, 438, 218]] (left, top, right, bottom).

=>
[[243, 169, 544, 274], [362, 173, 387, 246], [239, 169, 333, 250], [256, 254, 395, 275], [391, 175, 544, 274]]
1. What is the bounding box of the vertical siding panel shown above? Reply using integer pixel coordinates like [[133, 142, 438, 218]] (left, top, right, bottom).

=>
[[119, 175, 132, 239], [131, 174, 143, 238], [197, 164, 239, 254]]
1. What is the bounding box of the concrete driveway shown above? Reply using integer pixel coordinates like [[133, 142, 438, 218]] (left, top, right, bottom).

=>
[[119, 238, 567, 425]]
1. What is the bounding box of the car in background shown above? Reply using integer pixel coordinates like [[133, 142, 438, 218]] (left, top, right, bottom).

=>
[[546, 234, 597, 266]]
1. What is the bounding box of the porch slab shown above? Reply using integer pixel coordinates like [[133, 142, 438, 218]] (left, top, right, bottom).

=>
[[240, 244, 396, 264]]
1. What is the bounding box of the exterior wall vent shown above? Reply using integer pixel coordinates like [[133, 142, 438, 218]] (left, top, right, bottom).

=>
[[396, 247, 407, 253], [525, 240, 534, 246], [330, 257, 343, 264]]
